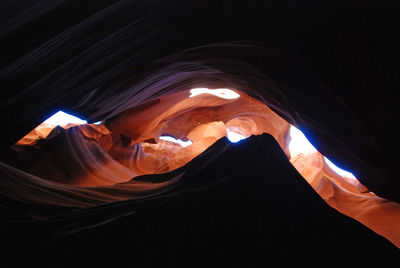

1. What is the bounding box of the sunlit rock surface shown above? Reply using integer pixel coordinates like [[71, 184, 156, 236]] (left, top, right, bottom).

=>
[[4, 89, 399, 248]]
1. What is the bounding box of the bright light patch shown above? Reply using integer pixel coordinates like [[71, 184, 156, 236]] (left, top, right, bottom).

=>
[[159, 136, 192, 147], [227, 130, 247, 143], [324, 157, 357, 179], [189, 88, 240, 99], [288, 125, 317, 157], [43, 111, 87, 126], [289, 125, 357, 180], [93, 121, 102, 125]]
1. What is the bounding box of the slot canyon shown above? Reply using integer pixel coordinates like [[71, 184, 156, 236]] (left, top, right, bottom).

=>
[[1, 1, 399, 266]]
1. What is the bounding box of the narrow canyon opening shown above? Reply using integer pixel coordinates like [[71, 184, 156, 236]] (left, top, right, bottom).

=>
[[9, 87, 400, 248]]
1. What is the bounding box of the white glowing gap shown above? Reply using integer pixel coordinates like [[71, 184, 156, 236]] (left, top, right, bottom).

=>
[[159, 136, 192, 147], [324, 157, 357, 179], [288, 125, 317, 157], [227, 130, 247, 143], [189, 88, 240, 99], [289, 125, 356, 179], [43, 111, 87, 126]]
